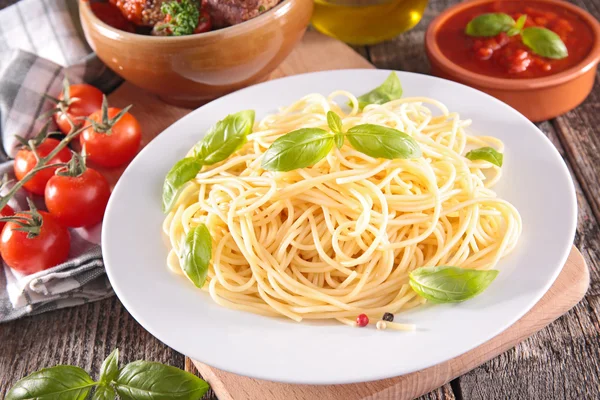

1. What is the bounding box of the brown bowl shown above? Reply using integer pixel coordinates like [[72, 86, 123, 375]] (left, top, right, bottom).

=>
[[79, 0, 313, 108], [425, 0, 600, 122]]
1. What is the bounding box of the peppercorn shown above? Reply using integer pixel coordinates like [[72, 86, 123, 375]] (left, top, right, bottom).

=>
[[356, 313, 369, 327], [383, 312, 394, 322], [376, 320, 387, 330]]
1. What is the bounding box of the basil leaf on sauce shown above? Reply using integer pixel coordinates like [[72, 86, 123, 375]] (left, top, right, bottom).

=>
[[162, 157, 203, 213], [465, 13, 515, 37], [98, 348, 120, 385], [180, 224, 212, 289], [115, 361, 209, 400], [409, 266, 499, 303], [261, 128, 335, 171], [521, 27, 568, 59], [465, 147, 503, 167], [6, 366, 95, 400], [356, 72, 403, 110], [196, 110, 255, 165], [345, 124, 421, 160], [507, 14, 527, 37]]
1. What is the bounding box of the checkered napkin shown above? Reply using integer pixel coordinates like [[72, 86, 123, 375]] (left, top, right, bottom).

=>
[[0, 0, 122, 322]]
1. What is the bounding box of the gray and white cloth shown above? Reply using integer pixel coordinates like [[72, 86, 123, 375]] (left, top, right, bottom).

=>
[[0, 0, 122, 322]]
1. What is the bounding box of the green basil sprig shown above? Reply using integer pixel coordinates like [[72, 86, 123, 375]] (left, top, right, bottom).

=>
[[162, 110, 255, 213], [506, 14, 527, 37], [355, 72, 403, 110], [465, 146, 503, 167], [465, 13, 515, 37], [262, 112, 421, 172], [93, 385, 116, 400], [409, 266, 499, 303], [196, 110, 254, 164], [181, 223, 212, 288], [465, 13, 568, 60], [115, 361, 208, 400], [521, 26, 568, 59], [327, 111, 345, 149], [261, 128, 335, 172], [162, 158, 203, 213], [6, 348, 209, 400], [345, 124, 422, 159], [6, 366, 96, 400]]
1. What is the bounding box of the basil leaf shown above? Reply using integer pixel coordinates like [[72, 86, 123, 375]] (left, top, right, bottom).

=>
[[98, 348, 119, 384], [327, 111, 343, 134], [507, 14, 527, 36], [92, 385, 116, 400], [356, 72, 403, 110], [6, 366, 96, 400], [346, 124, 421, 159], [409, 266, 499, 303], [334, 134, 344, 149], [196, 110, 255, 165], [181, 224, 212, 288], [521, 27, 568, 59], [465, 13, 515, 37], [115, 361, 209, 400], [465, 147, 503, 167], [162, 157, 203, 213], [261, 128, 334, 172]]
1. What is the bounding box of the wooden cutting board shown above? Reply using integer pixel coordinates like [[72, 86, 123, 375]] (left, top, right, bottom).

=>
[[106, 31, 589, 400]]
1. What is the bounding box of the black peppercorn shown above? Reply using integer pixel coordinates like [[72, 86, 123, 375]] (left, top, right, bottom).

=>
[[382, 312, 394, 322]]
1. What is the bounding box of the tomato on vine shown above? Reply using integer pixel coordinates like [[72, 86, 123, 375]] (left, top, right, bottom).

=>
[[0, 199, 70, 274], [45, 153, 111, 228], [50, 78, 104, 134], [80, 97, 141, 167], [14, 137, 72, 195]]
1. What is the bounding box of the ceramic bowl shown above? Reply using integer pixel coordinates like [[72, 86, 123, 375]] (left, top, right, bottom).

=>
[[425, 0, 600, 122], [79, 0, 313, 107]]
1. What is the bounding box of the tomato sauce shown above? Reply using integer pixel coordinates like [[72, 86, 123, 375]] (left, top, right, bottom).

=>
[[437, 1, 594, 79]]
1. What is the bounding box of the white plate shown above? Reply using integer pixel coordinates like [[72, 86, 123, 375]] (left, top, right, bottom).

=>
[[102, 70, 577, 384]]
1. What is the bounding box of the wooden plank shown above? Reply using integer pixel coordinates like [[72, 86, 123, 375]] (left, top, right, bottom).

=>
[[550, 0, 600, 227]]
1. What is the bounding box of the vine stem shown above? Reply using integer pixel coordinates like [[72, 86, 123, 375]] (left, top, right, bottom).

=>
[[0, 124, 87, 211]]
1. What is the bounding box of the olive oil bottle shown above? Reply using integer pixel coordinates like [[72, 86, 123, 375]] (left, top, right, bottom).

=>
[[312, 0, 429, 45]]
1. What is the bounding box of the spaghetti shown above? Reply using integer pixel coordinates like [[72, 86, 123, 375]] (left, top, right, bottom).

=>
[[163, 91, 522, 326]]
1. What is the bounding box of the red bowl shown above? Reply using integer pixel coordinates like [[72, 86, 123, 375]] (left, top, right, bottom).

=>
[[425, 0, 600, 122]]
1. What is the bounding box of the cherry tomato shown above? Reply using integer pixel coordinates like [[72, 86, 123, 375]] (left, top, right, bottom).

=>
[[54, 84, 104, 135], [45, 168, 111, 228], [194, 10, 212, 34], [14, 138, 72, 195], [0, 205, 15, 232], [1, 211, 70, 275], [81, 108, 141, 168]]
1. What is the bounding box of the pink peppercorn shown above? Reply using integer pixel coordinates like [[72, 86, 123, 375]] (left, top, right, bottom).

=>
[[356, 314, 369, 327]]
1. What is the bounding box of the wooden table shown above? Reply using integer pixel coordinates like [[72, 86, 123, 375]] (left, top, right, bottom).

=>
[[1, 1, 599, 399]]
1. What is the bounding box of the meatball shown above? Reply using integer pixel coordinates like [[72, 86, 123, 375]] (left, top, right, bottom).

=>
[[109, 0, 166, 26], [205, 0, 280, 28]]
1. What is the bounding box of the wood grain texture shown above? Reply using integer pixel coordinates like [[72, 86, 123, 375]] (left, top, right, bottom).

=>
[[1, 0, 599, 399]]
